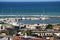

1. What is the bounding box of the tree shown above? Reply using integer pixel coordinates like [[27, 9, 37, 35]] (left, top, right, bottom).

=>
[[46, 24, 53, 29], [13, 30, 17, 34], [5, 30, 9, 35], [23, 30, 32, 36], [6, 28, 14, 35]]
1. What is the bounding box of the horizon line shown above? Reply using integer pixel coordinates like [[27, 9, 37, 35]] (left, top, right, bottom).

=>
[[0, 1, 60, 2]]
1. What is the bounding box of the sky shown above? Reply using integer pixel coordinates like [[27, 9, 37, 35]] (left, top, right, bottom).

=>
[[0, 0, 60, 2]]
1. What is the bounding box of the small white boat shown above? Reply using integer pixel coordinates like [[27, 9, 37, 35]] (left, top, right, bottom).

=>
[[40, 15, 49, 20], [22, 17, 25, 20]]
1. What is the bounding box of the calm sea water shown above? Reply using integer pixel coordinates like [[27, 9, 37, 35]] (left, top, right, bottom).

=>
[[18, 17, 60, 24], [0, 2, 60, 16]]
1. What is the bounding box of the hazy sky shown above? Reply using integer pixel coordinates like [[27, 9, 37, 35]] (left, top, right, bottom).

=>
[[0, 0, 60, 2]]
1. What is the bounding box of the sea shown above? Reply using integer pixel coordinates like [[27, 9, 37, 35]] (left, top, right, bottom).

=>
[[0, 2, 60, 24], [0, 2, 60, 15]]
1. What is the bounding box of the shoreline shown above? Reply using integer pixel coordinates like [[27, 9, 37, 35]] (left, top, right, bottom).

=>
[[0, 15, 60, 17], [0, 15, 60, 24]]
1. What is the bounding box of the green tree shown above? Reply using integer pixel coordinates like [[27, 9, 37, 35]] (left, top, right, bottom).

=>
[[46, 24, 53, 29], [6, 30, 9, 35], [23, 30, 32, 36], [13, 30, 17, 34]]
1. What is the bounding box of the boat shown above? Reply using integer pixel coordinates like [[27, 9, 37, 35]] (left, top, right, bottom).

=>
[[40, 15, 49, 20], [21, 17, 26, 20]]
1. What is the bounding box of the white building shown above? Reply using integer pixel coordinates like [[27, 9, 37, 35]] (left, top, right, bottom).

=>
[[54, 33, 60, 37]]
